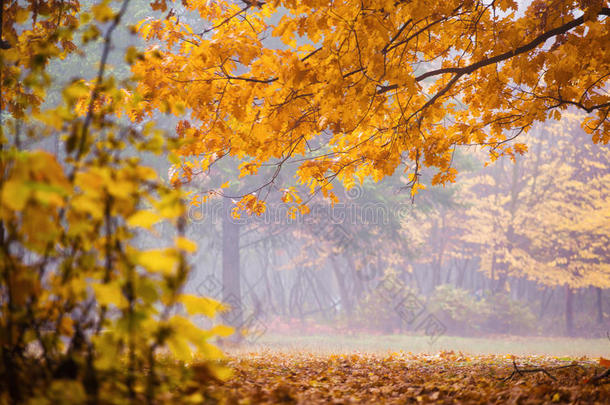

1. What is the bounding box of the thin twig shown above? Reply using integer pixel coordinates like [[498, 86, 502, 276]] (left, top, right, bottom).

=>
[[76, 0, 131, 161], [501, 358, 558, 381], [589, 368, 610, 384]]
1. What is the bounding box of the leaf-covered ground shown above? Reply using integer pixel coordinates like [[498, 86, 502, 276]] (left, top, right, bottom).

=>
[[203, 351, 609, 404]]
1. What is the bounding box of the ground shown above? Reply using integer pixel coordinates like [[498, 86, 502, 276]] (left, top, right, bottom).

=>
[[202, 335, 609, 404]]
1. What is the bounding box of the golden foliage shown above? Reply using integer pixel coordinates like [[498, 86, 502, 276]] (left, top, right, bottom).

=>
[[133, 0, 609, 210]]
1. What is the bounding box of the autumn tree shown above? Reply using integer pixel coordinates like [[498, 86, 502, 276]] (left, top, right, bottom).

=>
[[456, 112, 610, 335], [133, 0, 609, 210]]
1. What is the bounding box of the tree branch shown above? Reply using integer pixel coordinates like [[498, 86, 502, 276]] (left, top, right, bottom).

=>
[[378, 8, 609, 95]]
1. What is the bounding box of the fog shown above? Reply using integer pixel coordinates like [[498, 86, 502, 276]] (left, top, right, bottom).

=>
[[133, 111, 610, 356]]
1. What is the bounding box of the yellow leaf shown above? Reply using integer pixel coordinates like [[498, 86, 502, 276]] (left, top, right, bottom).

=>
[[93, 282, 126, 307], [410, 183, 426, 196], [209, 363, 233, 381], [15, 8, 29, 24], [127, 210, 161, 229], [167, 334, 192, 362], [137, 249, 179, 275], [62, 80, 90, 104], [125, 46, 140, 65], [175, 236, 197, 252], [221, 181, 230, 189], [92, 0, 115, 22], [71, 195, 104, 219], [1, 180, 30, 211], [209, 324, 234, 337], [59, 317, 74, 336], [156, 193, 184, 218], [168, 153, 181, 165], [198, 341, 224, 360], [32, 182, 68, 207], [106, 179, 133, 199], [180, 294, 223, 318]]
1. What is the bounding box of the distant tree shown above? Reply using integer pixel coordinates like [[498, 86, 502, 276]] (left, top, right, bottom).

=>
[[458, 112, 610, 335]]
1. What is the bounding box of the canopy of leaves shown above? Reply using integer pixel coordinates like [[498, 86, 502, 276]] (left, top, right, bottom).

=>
[[133, 0, 609, 210]]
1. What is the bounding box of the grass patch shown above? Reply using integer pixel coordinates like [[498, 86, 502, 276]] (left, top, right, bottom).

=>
[[240, 333, 610, 358]]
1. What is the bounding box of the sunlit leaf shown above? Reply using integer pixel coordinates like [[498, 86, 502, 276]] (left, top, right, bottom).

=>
[[127, 210, 161, 229], [180, 294, 223, 318]]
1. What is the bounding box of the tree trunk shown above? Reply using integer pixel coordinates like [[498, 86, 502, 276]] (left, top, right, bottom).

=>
[[222, 198, 242, 341], [331, 257, 352, 318], [596, 287, 604, 324], [445, 261, 452, 284], [456, 259, 468, 288], [273, 270, 287, 316], [410, 266, 422, 293], [346, 254, 364, 302], [259, 244, 276, 315], [538, 287, 553, 319], [565, 284, 574, 337]]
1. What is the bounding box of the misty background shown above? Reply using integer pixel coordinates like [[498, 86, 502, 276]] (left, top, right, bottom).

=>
[[20, 0, 610, 353]]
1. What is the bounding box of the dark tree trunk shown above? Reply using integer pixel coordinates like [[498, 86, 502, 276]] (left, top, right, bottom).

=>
[[494, 272, 507, 294], [538, 287, 553, 319], [456, 259, 468, 288], [565, 284, 574, 337], [410, 267, 422, 293], [445, 261, 452, 284], [517, 277, 526, 300], [222, 198, 242, 341]]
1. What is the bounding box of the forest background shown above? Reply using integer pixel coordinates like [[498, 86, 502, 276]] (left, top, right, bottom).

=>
[[0, 0, 609, 403]]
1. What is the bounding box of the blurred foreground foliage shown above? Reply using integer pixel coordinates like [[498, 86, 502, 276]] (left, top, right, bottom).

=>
[[0, 1, 231, 403]]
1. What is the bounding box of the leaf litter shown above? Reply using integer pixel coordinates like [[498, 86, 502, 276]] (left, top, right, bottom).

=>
[[197, 351, 609, 404]]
